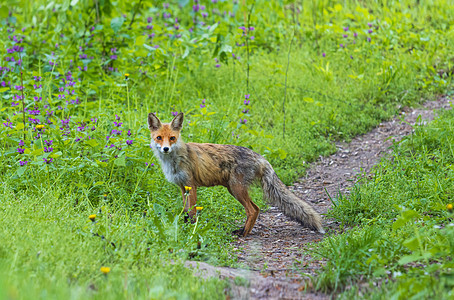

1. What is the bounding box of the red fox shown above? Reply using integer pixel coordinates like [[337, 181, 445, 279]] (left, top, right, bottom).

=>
[[147, 112, 324, 236]]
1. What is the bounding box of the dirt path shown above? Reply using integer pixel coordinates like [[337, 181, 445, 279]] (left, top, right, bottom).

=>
[[186, 97, 452, 299]]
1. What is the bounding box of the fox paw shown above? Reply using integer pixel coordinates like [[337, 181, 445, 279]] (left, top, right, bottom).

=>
[[184, 214, 196, 224], [232, 227, 245, 236]]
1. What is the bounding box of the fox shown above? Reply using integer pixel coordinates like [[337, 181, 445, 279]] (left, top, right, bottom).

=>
[[147, 112, 324, 236]]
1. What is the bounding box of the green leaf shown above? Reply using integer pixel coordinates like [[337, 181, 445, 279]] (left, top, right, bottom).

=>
[[50, 151, 63, 158], [135, 35, 147, 46], [0, 5, 9, 18], [398, 254, 422, 265], [279, 149, 287, 159], [392, 209, 419, 230], [178, 0, 190, 6], [30, 148, 44, 156], [15, 123, 24, 131], [0, 87, 10, 93], [111, 17, 125, 34], [96, 160, 108, 168], [85, 139, 99, 148], [114, 155, 126, 167], [16, 166, 26, 177], [403, 237, 420, 251], [144, 44, 156, 52]]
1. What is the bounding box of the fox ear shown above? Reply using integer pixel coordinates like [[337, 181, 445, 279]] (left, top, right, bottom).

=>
[[148, 113, 162, 131], [170, 112, 184, 131]]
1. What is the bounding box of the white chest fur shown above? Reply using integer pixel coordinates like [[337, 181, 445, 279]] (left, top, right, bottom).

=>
[[151, 141, 189, 186], [158, 154, 189, 186]]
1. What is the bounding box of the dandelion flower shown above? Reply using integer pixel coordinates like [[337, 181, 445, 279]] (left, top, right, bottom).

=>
[[196, 207, 203, 211], [89, 214, 96, 221], [448, 204, 453, 212], [100, 266, 111, 274], [185, 186, 192, 192], [36, 124, 45, 130]]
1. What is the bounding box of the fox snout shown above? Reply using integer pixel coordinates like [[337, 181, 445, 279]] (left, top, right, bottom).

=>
[[160, 145, 171, 154]]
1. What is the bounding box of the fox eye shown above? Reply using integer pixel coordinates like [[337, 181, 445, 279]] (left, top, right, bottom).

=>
[[170, 136, 176, 141], [156, 136, 162, 140]]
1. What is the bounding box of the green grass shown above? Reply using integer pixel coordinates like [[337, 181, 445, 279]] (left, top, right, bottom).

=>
[[311, 108, 454, 298], [0, 184, 227, 299], [0, 0, 454, 298]]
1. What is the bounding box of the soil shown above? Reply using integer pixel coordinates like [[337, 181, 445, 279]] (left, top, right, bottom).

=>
[[185, 96, 453, 299]]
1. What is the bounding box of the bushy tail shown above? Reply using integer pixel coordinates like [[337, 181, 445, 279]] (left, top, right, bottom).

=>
[[261, 162, 325, 233]]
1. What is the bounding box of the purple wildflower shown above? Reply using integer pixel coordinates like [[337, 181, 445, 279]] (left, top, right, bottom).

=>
[[43, 157, 54, 164], [171, 111, 178, 117], [111, 129, 122, 135], [17, 148, 25, 154], [126, 140, 133, 146], [3, 122, 13, 128], [19, 160, 28, 166], [19, 140, 25, 147], [44, 147, 54, 153]]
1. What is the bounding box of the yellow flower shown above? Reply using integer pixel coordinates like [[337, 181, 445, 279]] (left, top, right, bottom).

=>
[[89, 214, 96, 221], [35, 125, 45, 130], [447, 204, 453, 212], [100, 266, 111, 275], [196, 207, 203, 211], [184, 186, 192, 192], [124, 73, 129, 80]]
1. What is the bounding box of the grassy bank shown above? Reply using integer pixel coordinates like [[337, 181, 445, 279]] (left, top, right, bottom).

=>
[[311, 106, 454, 298]]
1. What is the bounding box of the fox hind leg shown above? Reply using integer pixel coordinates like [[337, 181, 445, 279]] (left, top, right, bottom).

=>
[[228, 184, 260, 237]]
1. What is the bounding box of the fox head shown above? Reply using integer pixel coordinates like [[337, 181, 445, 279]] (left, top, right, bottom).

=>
[[147, 112, 184, 154]]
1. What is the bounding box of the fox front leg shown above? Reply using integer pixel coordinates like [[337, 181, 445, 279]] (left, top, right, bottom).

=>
[[181, 185, 197, 223]]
